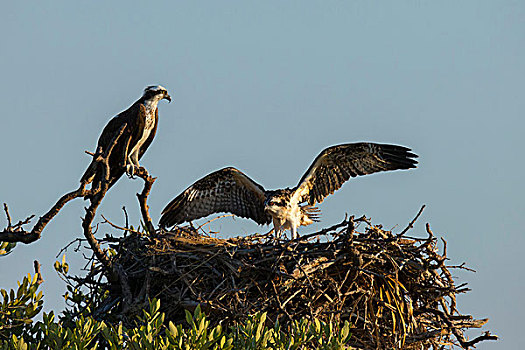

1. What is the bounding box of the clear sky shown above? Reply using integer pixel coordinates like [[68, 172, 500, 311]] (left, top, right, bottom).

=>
[[1, 1, 523, 348]]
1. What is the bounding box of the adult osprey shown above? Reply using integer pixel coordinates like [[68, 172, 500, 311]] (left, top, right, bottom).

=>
[[80, 85, 171, 193], [159, 143, 418, 239]]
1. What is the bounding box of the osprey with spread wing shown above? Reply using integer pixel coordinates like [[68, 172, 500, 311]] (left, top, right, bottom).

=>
[[159, 143, 418, 239], [80, 86, 171, 194]]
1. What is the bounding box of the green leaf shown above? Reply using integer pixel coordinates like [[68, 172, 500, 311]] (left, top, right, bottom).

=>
[[341, 321, 349, 340], [185, 309, 194, 328]]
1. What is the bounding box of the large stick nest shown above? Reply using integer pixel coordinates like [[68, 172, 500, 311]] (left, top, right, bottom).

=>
[[81, 210, 494, 349]]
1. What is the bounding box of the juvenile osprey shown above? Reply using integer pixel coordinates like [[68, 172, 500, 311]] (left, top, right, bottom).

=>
[[159, 143, 418, 239], [80, 85, 171, 193]]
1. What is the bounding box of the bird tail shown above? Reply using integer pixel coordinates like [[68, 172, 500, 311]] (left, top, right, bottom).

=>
[[80, 160, 96, 185]]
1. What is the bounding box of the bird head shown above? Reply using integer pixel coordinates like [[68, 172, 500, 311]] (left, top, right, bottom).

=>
[[143, 85, 172, 103], [264, 189, 291, 214]]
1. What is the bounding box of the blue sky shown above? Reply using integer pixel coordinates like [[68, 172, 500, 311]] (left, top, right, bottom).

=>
[[1, 1, 523, 347]]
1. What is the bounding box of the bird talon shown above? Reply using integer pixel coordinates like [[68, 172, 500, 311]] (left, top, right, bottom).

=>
[[125, 164, 137, 178]]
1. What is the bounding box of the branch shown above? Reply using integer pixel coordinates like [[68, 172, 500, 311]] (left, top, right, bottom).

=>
[[196, 214, 235, 234], [419, 307, 498, 348], [4, 203, 12, 228], [1, 186, 89, 243], [461, 331, 498, 348], [397, 204, 426, 237], [0, 124, 132, 245], [81, 124, 127, 282], [135, 167, 156, 234], [101, 214, 142, 235]]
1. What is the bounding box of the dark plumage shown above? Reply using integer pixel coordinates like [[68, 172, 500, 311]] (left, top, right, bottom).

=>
[[160, 167, 271, 228], [80, 86, 171, 193], [292, 143, 418, 206]]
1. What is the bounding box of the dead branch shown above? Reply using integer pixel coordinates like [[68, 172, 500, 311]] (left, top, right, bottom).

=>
[[397, 204, 426, 237], [101, 215, 142, 235], [0, 122, 135, 248], [3, 203, 13, 228], [135, 167, 156, 234], [196, 214, 235, 234], [0, 186, 88, 243], [81, 124, 127, 281]]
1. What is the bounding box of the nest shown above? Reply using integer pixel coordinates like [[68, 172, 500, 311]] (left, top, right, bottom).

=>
[[82, 210, 494, 349]]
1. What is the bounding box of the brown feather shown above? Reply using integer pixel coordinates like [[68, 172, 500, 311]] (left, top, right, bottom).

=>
[[292, 143, 418, 206], [159, 167, 272, 228], [80, 101, 155, 191]]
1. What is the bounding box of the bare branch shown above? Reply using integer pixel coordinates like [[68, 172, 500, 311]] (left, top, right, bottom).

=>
[[101, 214, 142, 235], [462, 331, 498, 348], [3, 203, 13, 228], [0, 188, 89, 243], [122, 206, 129, 229], [397, 204, 426, 237], [81, 123, 127, 281], [135, 167, 156, 234], [196, 214, 235, 233]]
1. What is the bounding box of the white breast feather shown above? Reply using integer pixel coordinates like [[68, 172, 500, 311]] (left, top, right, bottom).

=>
[[134, 99, 158, 150]]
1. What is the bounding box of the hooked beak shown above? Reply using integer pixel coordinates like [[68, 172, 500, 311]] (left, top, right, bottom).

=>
[[164, 94, 172, 103]]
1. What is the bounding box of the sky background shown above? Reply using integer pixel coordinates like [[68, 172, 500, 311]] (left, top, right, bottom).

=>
[[1, 1, 523, 348]]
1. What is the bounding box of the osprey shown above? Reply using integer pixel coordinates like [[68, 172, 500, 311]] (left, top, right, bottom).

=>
[[80, 85, 171, 193], [159, 143, 418, 239]]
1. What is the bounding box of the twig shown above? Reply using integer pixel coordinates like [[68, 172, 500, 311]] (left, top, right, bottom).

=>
[[420, 307, 498, 348], [122, 206, 129, 229], [397, 204, 426, 237], [461, 331, 498, 348], [56, 238, 86, 259], [101, 214, 142, 235], [3, 203, 13, 228], [196, 214, 236, 232]]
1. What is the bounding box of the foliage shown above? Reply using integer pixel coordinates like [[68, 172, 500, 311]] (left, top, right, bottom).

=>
[[0, 270, 353, 349], [0, 242, 16, 257], [0, 273, 43, 344]]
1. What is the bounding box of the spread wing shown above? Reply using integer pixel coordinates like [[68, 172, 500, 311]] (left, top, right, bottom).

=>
[[159, 167, 271, 228], [291, 143, 418, 206]]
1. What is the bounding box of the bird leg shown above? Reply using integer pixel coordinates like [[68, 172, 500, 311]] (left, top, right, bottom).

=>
[[125, 163, 136, 178], [290, 225, 298, 240], [272, 218, 282, 240], [125, 152, 141, 179]]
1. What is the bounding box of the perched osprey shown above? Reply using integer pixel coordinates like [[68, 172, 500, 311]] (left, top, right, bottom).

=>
[[80, 85, 171, 193], [159, 143, 418, 239]]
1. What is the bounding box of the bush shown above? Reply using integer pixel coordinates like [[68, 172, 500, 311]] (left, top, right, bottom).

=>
[[0, 271, 352, 349]]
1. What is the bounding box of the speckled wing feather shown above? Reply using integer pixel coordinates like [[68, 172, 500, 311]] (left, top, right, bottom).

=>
[[159, 167, 271, 228], [291, 143, 418, 206], [138, 108, 158, 160]]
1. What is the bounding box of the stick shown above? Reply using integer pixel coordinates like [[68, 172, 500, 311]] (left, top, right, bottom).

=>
[[135, 167, 156, 234], [397, 205, 426, 237]]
